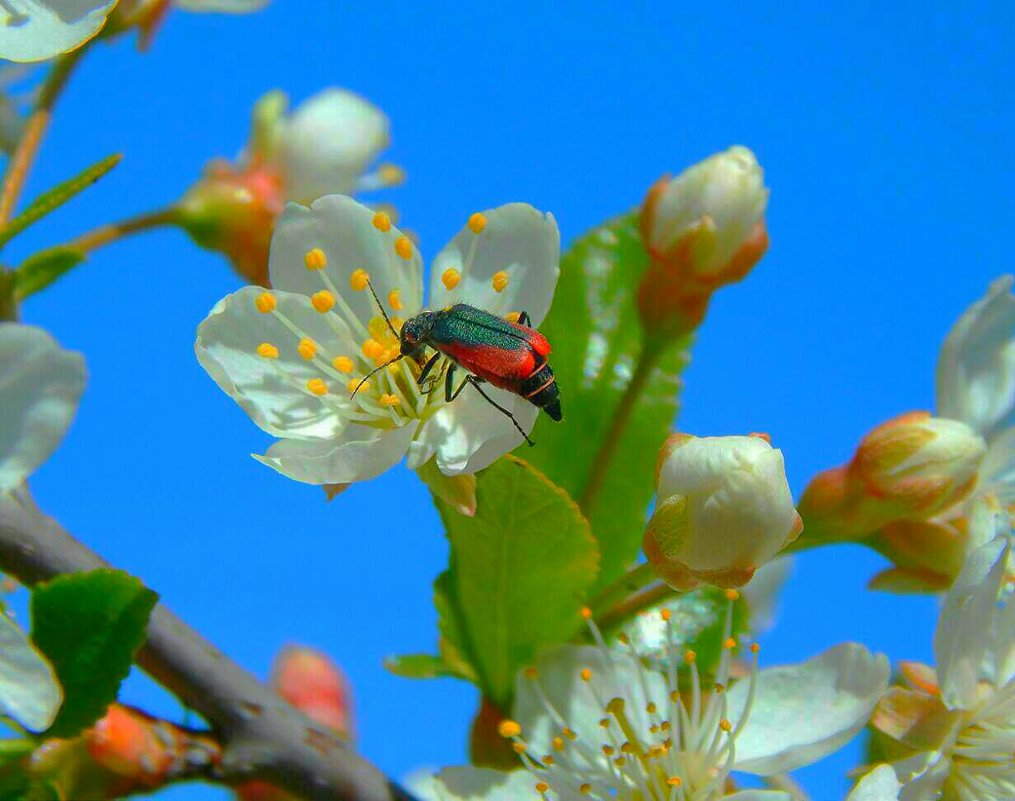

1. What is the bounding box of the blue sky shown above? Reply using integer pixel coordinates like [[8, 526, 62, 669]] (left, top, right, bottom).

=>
[[11, 1, 1015, 798]]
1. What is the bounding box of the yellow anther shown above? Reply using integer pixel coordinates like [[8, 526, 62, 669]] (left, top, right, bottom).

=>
[[580, 784, 591, 795], [617, 633, 630, 645], [599, 718, 610, 728], [390, 316, 405, 331], [387, 361, 402, 374], [580, 606, 593, 619], [562, 727, 576, 740], [362, 338, 385, 360], [505, 310, 522, 323], [306, 378, 327, 396], [512, 742, 526, 754], [387, 289, 403, 311], [646, 702, 657, 714], [580, 668, 592, 682], [650, 724, 660, 734], [683, 650, 696, 664], [724, 637, 737, 650], [714, 683, 726, 693], [670, 690, 680, 702], [256, 343, 279, 359], [350, 269, 370, 291], [535, 783, 549, 794], [667, 777, 682, 788], [719, 718, 733, 732], [304, 248, 327, 270], [620, 742, 634, 754], [660, 720, 671, 731], [255, 292, 276, 313], [311, 290, 336, 313], [552, 736, 564, 751], [379, 394, 401, 407], [523, 667, 538, 679], [649, 745, 665, 758], [332, 356, 354, 374], [372, 211, 392, 232], [497, 720, 521, 738], [441, 267, 461, 291], [347, 378, 368, 394], [298, 338, 318, 360], [602, 745, 615, 757], [614, 757, 626, 767], [379, 164, 405, 184], [542, 755, 554, 766], [751, 642, 761, 653], [660, 608, 671, 621], [492, 270, 509, 293], [468, 212, 487, 233], [394, 236, 413, 260], [725, 589, 740, 601]]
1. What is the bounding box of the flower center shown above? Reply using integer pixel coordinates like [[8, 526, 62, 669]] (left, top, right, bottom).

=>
[[945, 680, 1015, 801]]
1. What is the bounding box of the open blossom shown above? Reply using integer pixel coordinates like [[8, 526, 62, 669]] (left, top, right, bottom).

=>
[[0, 1, 119, 63], [419, 597, 888, 801], [637, 147, 769, 338], [870, 500, 1014, 800], [196, 194, 559, 486], [179, 89, 401, 286], [643, 434, 803, 590]]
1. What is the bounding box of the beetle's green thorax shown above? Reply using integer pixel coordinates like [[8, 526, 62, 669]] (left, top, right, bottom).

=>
[[400, 311, 439, 358]]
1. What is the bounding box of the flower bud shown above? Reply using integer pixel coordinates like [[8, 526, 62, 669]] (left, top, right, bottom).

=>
[[637, 147, 769, 339], [643, 433, 802, 590], [271, 645, 353, 738]]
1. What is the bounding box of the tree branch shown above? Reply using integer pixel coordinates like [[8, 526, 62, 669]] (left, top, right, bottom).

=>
[[0, 489, 417, 801]]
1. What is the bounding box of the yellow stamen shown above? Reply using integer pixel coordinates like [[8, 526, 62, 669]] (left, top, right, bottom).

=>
[[297, 338, 318, 360], [660, 608, 671, 621], [394, 236, 413, 260], [372, 211, 392, 232], [441, 267, 461, 290], [524, 667, 538, 679], [497, 720, 521, 738], [348, 378, 368, 394], [719, 718, 733, 732], [388, 289, 403, 311], [725, 589, 740, 600], [580, 606, 593, 619], [311, 290, 335, 313], [512, 742, 526, 754], [535, 783, 549, 794], [542, 755, 554, 766], [304, 248, 327, 270], [378, 164, 405, 185], [332, 356, 354, 373], [580, 784, 591, 795], [387, 361, 402, 374], [724, 637, 737, 650], [552, 736, 564, 751], [256, 343, 279, 359], [667, 777, 682, 788], [683, 650, 696, 664], [306, 378, 327, 396], [580, 668, 592, 682], [492, 270, 509, 293], [362, 339, 385, 360], [255, 292, 276, 313], [750, 642, 761, 654], [646, 702, 657, 714], [379, 394, 401, 407], [562, 727, 576, 740], [468, 212, 487, 233], [350, 269, 370, 291], [602, 745, 615, 756]]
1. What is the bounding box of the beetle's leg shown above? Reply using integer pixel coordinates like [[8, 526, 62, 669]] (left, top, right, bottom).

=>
[[444, 363, 462, 402], [416, 351, 443, 394], [517, 310, 532, 327], [463, 376, 535, 447]]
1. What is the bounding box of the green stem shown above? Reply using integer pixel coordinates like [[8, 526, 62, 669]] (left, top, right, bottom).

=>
[[67, 207, 180, 254], [588, 561, 656, 616], [578, 338, 666, 514], [0, 47, 88, 229], [596, 581, 678, 632]]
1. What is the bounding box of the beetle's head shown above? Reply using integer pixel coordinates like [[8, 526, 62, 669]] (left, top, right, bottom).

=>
[[400, 312, 437, 358]]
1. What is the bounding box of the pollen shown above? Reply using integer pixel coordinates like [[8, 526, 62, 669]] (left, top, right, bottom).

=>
[[535, 783, 549, 794], [492, 270, 509, 292], [332, 356, 354, 374], [725, 589, 740, 601], [362, 338, 385, 360], [255, 292, 276, 313], [660, 608, 672, 621], [468, 212, 487, 233], [306, 378, 327, 396], [724, 637, 737, 650], [348, 378, 368, 394], [297, 338, 318, 360], [580, 606, 593, 619], [497, 720, 521, 738], [372, 211, 392, 232], [441, 267, 461, 290], [719, 718, 733, 732], [304, 248, 327, 270], [683, 650, 696, 665], [394, 236, 413, 260], [667, 777, 682, 788], [379, 394, 401, 407], [388, 289, 403, 311], [256, 343, 279, 359], [580, 668, 592, 682], [350, 269, 370, 291], [311, 290, 336, 313]]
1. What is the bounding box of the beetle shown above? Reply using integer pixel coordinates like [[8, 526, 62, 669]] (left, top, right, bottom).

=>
[[355, 281, 561, 445]]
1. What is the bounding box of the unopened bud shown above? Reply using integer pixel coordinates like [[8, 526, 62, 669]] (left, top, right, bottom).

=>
[[637, 147, 769, 339], [272, 645, 353, 739], [643, 433, 802, 590]]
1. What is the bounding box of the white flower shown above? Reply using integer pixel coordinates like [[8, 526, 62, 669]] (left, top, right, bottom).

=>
[[0, 611, 62, 732], [847, 766, 902, 801], [643, 434, 802, 590], [0, 0, 119, 63], [0, 323, 86, 493], [196, 194, 560, 485], [422, 597, 888, 801], [872, 500, 1015, 800]]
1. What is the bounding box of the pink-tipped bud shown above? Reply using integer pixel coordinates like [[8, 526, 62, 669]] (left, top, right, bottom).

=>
[[271, 645, 353, 739]]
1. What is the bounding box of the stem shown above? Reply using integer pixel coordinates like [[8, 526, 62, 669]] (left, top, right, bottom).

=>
[[596, 582, 676, 632], [0, 48, 87, 228], [67, 207, 180, 254], [0, 489, 417, 801], [588, 561, 657, 616], [578, 339, 665, 514]]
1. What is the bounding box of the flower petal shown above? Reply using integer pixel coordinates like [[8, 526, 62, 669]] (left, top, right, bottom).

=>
[[723, 793, 794, 801], [936, 274, 1015, 440], [0, 0, 117, 63], [420, 387, 538, 476], [976, 425, 1015, 506], [729, 642, 890, 775], [268, 195, 423, 330], [279, 90, 390, 204], [0, 612, 62, 731], [935, 515, 1011, 709], [418, 767, 535, 801], [430, 204, 560, 326], [195, 286, 357, 440], [742, 556, 793, 634], [0, 323, 85, 492], [254, 421, 416, 484], [847, 765, 902, 801]]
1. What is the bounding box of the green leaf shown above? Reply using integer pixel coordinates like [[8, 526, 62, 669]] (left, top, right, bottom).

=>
[[30, 569, 157, 738], [433, 456, 599, 705], [0, 153, 121, 250], [14, 247, 85, 301], [0, 613, 62, 732], [383, 653, 458, 679], [527, 210, 690, 588], [0, 738, 33, 801]]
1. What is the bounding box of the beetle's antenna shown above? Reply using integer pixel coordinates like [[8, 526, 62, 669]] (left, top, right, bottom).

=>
[[365, 278, 400, 339], [351, 355, 404, 399]]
